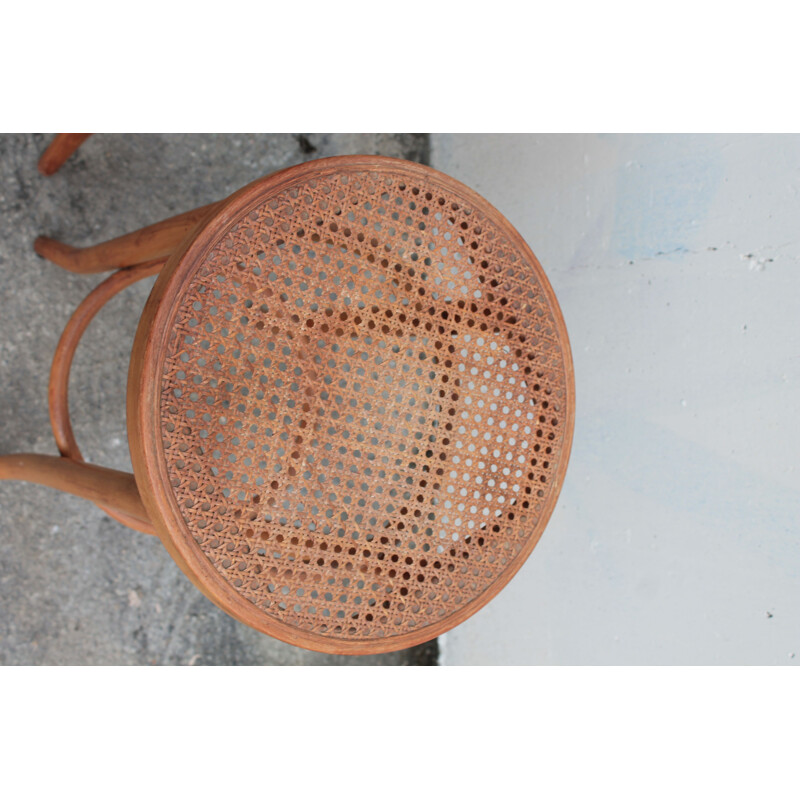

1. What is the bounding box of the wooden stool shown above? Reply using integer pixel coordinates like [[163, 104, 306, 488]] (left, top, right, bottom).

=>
[[1, 155, 574, 654]]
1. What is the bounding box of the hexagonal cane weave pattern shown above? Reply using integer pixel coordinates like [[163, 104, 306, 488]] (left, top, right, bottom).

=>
[[158, 159, 572, 644]]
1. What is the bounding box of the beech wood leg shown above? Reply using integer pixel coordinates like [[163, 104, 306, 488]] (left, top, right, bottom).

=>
[[45, 260, 164, 535], [0, 454, 149, 525], [34, 201, 221, 274], [38, 134, 93, 176], [49, 260, 164, 460], [0, 262, 166, 536]]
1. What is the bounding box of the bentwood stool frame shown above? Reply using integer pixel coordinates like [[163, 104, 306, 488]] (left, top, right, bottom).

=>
[[0, 138, 574, 654]]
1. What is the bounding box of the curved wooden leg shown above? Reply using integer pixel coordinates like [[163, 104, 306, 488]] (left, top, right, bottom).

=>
[[0, 454, 150, 528], [38, 134, 92, 176], [0, 262, 166, 537], [49, 261, 164, 460], [44, 260, 164, 536], [34, 201, 221, 274]]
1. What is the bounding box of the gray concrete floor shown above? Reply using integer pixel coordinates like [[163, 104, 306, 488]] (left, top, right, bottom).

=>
[[0, 133, 438, 665]]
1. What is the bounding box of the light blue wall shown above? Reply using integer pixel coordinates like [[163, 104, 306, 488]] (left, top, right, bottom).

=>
[[433, 134, 800, 664]]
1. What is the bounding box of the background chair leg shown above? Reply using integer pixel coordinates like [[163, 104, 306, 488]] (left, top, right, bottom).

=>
[[38, 133, 92, 176], [0, 453, 151, 528], [34, 201, 221, 274]]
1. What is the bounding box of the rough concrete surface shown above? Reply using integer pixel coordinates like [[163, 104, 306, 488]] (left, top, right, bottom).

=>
[[0, 133, 437, 665]]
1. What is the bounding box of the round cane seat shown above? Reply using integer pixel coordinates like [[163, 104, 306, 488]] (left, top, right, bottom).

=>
[[130, 156, 574, 654]]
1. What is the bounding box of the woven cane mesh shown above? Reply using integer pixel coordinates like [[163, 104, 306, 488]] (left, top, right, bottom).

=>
[[159, 161, 571, 643]]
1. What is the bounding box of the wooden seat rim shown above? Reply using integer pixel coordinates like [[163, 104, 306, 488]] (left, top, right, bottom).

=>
[[127, 155, 576, 655]]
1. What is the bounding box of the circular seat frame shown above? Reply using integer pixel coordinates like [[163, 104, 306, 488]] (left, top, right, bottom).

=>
[[129, 156, 574, 654]]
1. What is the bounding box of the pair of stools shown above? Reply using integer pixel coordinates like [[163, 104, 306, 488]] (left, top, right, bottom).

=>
[[0, 134, 574, 654]]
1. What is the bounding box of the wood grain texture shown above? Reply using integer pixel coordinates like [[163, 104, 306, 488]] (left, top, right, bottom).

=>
[[0, 454, 149, 524], [34, 202, 221, 274]]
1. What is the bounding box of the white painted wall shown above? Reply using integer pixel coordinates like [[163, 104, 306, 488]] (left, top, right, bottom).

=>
[[432, 134, 800, 665]]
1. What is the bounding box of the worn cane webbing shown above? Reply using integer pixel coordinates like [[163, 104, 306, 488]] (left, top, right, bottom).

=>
[[157, 159, 572, 648]]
